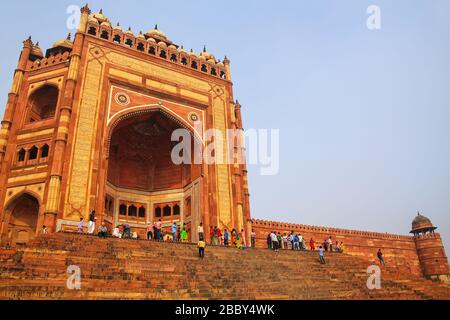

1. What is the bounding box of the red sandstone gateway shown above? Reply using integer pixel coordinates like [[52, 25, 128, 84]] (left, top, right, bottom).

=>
[[0, 5, 449, 300]]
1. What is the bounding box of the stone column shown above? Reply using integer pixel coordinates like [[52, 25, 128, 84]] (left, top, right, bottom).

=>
[[43, 5, 91, 232]]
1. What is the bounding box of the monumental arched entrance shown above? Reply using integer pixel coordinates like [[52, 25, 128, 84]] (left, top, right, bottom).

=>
[[102, 109, 203, 240]]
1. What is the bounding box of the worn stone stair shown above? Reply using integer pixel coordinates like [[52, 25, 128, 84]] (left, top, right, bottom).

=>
[[0, 233, 449, 300]]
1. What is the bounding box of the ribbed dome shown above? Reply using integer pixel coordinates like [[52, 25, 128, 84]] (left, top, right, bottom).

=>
[[410, 212, 436, 234], [146, 25, 167, 40], [53, 34, 73, 49], [31, 43, 44, 58], [91, 9, 110, 24]]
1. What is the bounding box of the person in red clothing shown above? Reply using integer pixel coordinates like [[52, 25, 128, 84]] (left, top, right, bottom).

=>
[[217, 228, 223, 245], [310, 238, 316, 251]]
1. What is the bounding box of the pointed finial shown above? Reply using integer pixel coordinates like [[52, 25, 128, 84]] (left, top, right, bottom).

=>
[[117, 22, 120, 26], [35, 41, 40, 47], [203, 45, 207, 52], [155, 24, 158, 30], [99, 8, 103, 14], [23, 36, 33, 47], [81, 4, 91, 14], [67, 33, 72, 40], [128, 26, 132, 31]]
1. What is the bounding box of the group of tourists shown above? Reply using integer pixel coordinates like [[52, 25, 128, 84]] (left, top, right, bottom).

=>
[[72, 212, 387, 266], [266, 232, 346, 254]]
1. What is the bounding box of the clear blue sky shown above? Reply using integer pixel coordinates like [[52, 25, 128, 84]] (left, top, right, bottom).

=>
[[1, 1, 449, 252]]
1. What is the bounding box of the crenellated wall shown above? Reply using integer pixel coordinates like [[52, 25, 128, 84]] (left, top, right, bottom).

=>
[[251, 219, 424, 277]]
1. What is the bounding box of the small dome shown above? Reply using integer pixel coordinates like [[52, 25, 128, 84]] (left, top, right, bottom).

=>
[[136, 31, 145, 40], [114, 23, 122, 31], [101, 21, 112, 28], [146, 25, 167, 40], [168, 44, 177, 50], [411, 212, 436, 234], [91, 9, 109, 24], [53, 34, 73, 49], [125, 27, 134, 36], [207, 58, 216, 64], [199, 46, 216, 62], [178, 46, 187, 53], [147, 38, 156, 43], [158, 41, 167, 47], [188, 49, 197, 57], [88, 16, 99, 25], [31, 43, 44, 57]]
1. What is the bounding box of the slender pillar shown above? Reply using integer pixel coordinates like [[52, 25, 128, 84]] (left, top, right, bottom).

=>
[[43, 5, 91, 232]]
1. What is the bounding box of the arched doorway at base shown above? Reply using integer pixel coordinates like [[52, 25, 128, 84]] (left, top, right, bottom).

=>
[[4, 193, 40, 246]]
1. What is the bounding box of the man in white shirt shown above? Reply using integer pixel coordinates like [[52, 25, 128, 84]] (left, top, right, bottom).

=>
[[298, 234, 303, 250], [198, 222, 204, 241], [270, 232, 279, 251]]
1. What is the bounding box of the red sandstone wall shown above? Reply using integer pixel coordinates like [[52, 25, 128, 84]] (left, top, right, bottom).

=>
[[251, 219, 423, 277], [415, 233, 450, 278]]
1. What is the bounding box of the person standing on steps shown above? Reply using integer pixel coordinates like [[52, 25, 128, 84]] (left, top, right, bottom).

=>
[[198, 239, 206, 258], [181, 225, 188, 243], [77, 217, 84, 233], [377, 249, 385, 266], [251, 229, 256, 248], [310, 238, 316, 251], [171, 222, 177, 242], [146, 224, 153, 240], [290, 232, 295, 250], [40, 225, 48, 235], [241, 229, 247, 248], [218, 228, 223, 246], [98, 222, 108, 238], [224, 229, 229, 246], [328, 236, 333, 252], [88, 210, 96, 234], [198, 222, 204, 241], [267, 233, 272, 249], [319, 246, 326, 264], [156, 219, 162, 241], [270, 231, 279, 252]]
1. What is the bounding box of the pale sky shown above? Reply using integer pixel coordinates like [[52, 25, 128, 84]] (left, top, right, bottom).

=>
[[1, 0, 449, 253]]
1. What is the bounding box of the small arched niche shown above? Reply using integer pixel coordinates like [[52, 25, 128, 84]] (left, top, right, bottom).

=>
[[27, 85, 59, 123]]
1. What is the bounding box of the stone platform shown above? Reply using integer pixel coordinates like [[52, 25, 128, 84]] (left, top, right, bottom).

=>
[[0, 233, 449, 300]]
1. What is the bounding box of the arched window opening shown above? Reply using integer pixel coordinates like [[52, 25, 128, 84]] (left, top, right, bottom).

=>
[[138, 207, 146, 218], [137, 43, 145, 51], [163, 205, 171, 217], [149, 47, 156, 55], [191, 61, 198, 69], [201, 64, 207, 72], [40, 144, 49, 158], [88, 27, 97, 36], [128, 205, 137, 217], [113, 34, 121, 44], [160, 50, 167, 59], [155, 207, 162, 218], [100, 30, 109, 40], [181, 57, 187, 66], [125, 38, 133, 47], [170, 54, 177, 62], [28, 146, 38, 161], [27, 85, 59, 123], [173, 204, 180, 216], [119, 204, 127, 216], [18, 149, 26, 162], [211, 68, 217, 76], [220, 71, 226, 79]]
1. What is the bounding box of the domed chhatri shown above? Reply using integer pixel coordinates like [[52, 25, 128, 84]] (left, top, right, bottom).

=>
[[146, 25, 167, 40], [91, 9, 110, 24], [52, 33, 73, 49], [410, 212, 437, 235]]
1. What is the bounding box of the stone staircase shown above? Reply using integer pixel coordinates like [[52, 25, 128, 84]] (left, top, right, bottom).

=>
[[0, 233, 449, 300]]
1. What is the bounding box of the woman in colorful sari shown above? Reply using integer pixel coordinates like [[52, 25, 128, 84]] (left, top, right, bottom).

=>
[[231, 229, 237, 246], [181, 226, 188, 243]]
